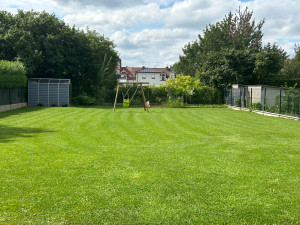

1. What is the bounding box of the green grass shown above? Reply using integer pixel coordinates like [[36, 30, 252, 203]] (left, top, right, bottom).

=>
[[1, 106, 300, 224]]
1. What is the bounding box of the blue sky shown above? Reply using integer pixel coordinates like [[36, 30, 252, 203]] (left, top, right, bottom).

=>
[[1, 0, 300, 67]]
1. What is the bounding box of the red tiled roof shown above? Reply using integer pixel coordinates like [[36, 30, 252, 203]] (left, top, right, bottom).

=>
[[152, 68, 174, 75], [120, 66, 174, 80]]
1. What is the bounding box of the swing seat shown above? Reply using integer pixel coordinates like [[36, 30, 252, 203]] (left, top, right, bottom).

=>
[[123, 99, 130, 108]]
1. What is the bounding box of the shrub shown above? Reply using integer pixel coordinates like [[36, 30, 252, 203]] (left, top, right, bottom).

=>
[[62, 103, 68, 107], [73, 92, 95, 105], [166, 97, 185, 108], [114, 84, 222, 105], [51, 103, 57, 107], [252, 102, 263, 110], [0, 60, 27, 88], [130, 98, 143, 106], [37, 103, 43, 107], [235, 98, 241, 107]]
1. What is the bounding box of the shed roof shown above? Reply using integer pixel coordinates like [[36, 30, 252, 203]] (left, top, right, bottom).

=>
[[29, 78, 71, 84]]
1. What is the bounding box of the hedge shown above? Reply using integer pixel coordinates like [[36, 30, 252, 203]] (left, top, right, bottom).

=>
[[114, 85, 223, 105], [0, 60, 27, 88], [271, 78, 300, 88]]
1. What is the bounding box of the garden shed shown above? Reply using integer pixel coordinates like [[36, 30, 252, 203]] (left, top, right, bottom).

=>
[[28, 78, 71, 107]]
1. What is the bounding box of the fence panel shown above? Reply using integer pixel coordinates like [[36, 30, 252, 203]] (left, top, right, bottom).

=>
[[280, 88, 300, 117], [0, 87, 27, 106], [225, 85, 300, 119]]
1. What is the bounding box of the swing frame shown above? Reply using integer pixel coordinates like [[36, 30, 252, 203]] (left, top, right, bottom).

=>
[[113, 82, 149, 112]]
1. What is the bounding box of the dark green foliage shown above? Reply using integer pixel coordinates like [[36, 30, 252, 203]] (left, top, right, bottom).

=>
[[251, 102, 263, 110], [191, 86, 223, 104], [0, 10, 119, 101], [280, 85, 300, 116], [281, 45, 300, 79], [144, 85, 168, 104], [73, 93, 95, 105], [271, 78, 300, 88], [174, 8, 287, 88], [167, 97, 185, 107], [129, 98, 143, 106], [254, 43, 287, 84], [115, 85, 222, 105], [0, 60, 27, 88], [235, 98, 241, 107]]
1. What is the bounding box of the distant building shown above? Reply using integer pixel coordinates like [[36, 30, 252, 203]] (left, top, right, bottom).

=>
[[116, 60, 175, 86]]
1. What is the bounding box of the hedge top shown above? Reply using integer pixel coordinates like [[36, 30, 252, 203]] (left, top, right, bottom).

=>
[[0, 60, 27, 88]]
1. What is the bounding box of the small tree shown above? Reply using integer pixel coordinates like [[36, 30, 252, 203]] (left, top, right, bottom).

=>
[[166, 75, 200, 104]]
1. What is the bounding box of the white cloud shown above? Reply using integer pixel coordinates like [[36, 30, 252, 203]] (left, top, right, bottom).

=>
[[1, 0, 300, 66], [52, 0, 144, 8], [165, 0, 238, 28], [62, 3, 163, 34]]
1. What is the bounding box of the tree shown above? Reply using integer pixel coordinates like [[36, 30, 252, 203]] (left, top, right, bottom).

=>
[[254, 43, 287, 84], [166, 75, 200, 103], [0, 10, 119, 102], [173, 41, 200, 76], [281, 45, 300, 79], [174, 7, 286, 88]]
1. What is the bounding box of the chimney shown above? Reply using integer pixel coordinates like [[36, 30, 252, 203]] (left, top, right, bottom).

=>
[[117, 60, 121, 70]]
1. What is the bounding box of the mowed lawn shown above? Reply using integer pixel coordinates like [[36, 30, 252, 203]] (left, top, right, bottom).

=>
[[0, 106, 300, 224]]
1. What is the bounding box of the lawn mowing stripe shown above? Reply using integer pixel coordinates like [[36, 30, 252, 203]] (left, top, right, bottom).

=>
[[1, 106, 300, 224]]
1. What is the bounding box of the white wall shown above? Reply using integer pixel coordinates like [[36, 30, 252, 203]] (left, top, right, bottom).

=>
[[136, 72, 174, 86], [0, 102, 27, 112]]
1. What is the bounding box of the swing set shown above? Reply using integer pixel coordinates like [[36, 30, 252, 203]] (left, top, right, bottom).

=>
[[113, 82, 149, 112]]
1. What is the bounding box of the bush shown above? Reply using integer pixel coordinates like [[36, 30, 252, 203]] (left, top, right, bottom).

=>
[[130, 98, 143, 106], [51, 103, 57, 107], [62, 103, 68, 107], [235, 98, 241, 107], [113, 84, 222, 105], [0, 60, 27, 88], [272, 78, 300, 88], [252, 102, 263, 110], [166, 97, 185, 108], [73, 92, 95, 105], [37, 103, 43, 107]]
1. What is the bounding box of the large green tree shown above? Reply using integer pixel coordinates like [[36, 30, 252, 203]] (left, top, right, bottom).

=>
[[0, 10, 119, 101], [174, 8, 287, 88], [281, 45, 300, 79]]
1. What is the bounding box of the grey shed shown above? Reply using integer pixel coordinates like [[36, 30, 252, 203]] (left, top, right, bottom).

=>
[[28, 78, 71, 107]]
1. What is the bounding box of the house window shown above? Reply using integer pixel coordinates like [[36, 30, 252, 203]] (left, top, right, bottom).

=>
[[152, 74, 155, 79], [161, 73, 166, 81], [142, 74, 146, 79], [121, 73, 126, 79]]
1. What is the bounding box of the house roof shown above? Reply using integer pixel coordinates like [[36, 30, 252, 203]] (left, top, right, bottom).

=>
[[136, 67, 174, 74], [232, 84, 289, 90], [153, 68, 174, 75], [120, 67, 131, 75], [118, 66, 174, 80], [28, 78, 71, 84], [136, 68, 161, 73], [130, 67, 142, 78]]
